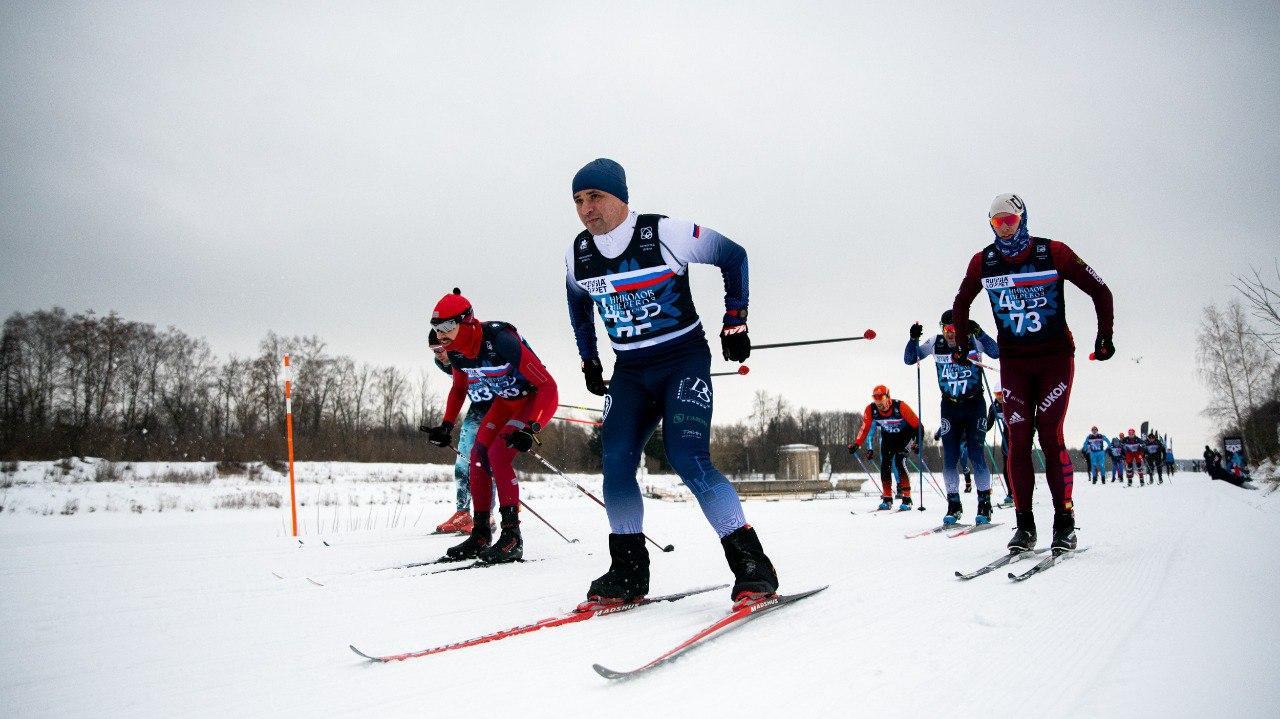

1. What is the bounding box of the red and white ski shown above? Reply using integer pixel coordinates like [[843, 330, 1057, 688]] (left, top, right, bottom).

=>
[[592, 586, 829, 680], [349, 584, 726, 663]]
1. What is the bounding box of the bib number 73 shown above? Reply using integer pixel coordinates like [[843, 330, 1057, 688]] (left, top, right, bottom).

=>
[[1009, 311, 1042, 334]]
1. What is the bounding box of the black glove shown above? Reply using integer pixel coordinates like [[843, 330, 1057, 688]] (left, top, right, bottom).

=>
[[951, 347, 972, 365], [968, 320, 984, 337], [846, 444, 856, 455], [909, 322, 923, 340], [424, 421, 454, 447], [582, 358, 607, 396], [1094, 335, 1115, 361], [504, 422, 539, 452], [864, 448, 875, 461], [720, 325, 751, 362]]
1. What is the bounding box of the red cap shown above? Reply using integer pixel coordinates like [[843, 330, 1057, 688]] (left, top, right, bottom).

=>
[[432, 288, 473, 323], [873, 384, 889, 398]]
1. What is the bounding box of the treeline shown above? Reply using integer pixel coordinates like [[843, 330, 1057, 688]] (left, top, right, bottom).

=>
[[0, 307, 566, 464], [3, 307, 1070, 477]]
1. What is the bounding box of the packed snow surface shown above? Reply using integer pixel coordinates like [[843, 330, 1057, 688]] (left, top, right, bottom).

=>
[[1, 464, 1277, 718]]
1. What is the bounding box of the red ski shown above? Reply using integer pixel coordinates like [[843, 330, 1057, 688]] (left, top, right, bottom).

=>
[[592, 586, 828, 680], [349, 584, 726, 663]]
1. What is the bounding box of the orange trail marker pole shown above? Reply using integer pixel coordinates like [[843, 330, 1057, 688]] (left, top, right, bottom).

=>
[[284, 354, 298, 537]]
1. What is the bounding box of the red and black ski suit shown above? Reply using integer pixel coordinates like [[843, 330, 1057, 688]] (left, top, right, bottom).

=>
[[951, 238, 1113, 515], [442, 320, 558, 511]]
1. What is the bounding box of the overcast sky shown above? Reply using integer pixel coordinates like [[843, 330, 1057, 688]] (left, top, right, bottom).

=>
[[3, 2, 1278, 454]]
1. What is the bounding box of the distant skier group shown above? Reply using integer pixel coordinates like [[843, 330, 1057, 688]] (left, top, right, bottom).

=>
[[1084, 428, 1173, 486]]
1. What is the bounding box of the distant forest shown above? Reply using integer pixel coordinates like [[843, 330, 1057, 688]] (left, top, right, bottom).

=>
[[2, 307, 1087, 477]]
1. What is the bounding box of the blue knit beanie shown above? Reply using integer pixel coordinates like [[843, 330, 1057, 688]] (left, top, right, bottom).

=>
[[572, 158, 628, 203]]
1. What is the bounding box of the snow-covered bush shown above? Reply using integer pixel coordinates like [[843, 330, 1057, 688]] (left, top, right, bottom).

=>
[[94, 461, 123, 482]]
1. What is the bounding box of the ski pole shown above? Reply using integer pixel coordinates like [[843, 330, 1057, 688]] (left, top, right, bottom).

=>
[[751, 328, 876, 351], [600, 364, 744, 388], [852, 451, 882, 497], [980, 371, 1012, 498], [514, 498, 579, 545], [525, 449, 676, 553], [915, 356, 926, 512], [442, 446, 579, 544], [558, 403, 603, 413], [907, 455, 947, 502], [552, 415, 602, 427]]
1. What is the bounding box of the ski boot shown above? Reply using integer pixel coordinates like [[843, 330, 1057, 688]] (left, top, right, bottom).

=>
[[721, 525, 779, 604], [445, 510, 491, 560], [1051, 510, 1077, 555], [477, 505, 523, 564], [877, 496, 892, 511], [975, 489, 993, 525], [897, 496, 913, 511], [435, 509, 471, 534], [943, 493, 963, 525], [586, 533, 650, 605], [1008, 510, 1036, 553]]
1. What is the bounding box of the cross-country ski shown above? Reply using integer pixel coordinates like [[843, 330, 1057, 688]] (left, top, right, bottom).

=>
[[350, 584, 726, 663], [592, 586, 829, 680]]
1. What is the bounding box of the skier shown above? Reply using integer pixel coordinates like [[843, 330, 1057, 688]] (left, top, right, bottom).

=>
[[1165, 446, 1176, 476], [1144, 433, 1165, 485], [565, 158, 778, 605], [1108, 434, 1125, 483], [1081, 426, 1110, 484], [1122, 429, 1146, 485], [428, 329, 491, 535], [850, 385, 922, 511], [423, 290, 559, 564], [905, 310, 999, 525], [950, 193, 1115, 555]]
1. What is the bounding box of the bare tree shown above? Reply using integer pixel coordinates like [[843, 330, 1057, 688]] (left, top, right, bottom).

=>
[[1197, 301, 1277, 454], [375, 365, 408, 431], [1233, 260, 1280, 357]]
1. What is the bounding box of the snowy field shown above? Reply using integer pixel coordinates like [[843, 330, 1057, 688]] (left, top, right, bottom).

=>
[[2, 462, 1278, 718]]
